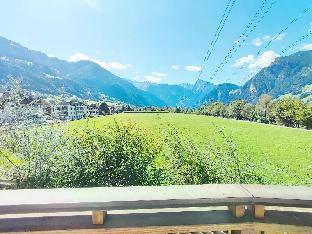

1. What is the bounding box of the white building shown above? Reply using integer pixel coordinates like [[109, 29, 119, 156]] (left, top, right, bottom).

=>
[[75, 105, 88, 120], [51, 104, 76, 121], [87, 106, 99, 117], [50, 102, 99, 121]]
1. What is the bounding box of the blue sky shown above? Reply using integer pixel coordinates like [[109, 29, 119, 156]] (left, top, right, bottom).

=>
[[0, 0, 311, 85]]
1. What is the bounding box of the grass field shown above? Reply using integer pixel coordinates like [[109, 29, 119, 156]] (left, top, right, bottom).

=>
[[72, 113, 312, 185]]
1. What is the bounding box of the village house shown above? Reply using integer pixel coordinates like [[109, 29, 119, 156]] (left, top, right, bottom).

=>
[[0, 90, 106, 123], [51, 102, 99, 121]]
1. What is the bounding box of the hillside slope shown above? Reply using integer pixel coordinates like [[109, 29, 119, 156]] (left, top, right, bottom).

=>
[[0, 36, 165, 106], [133, 79, 240, 107], [133, 81, 197, 107], [1, 36, 311, 107], [240, 50, 312, 103]]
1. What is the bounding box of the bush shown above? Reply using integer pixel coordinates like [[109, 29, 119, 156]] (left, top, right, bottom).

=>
[[0, 120, 266, 188], [276, 97, 305, 127]]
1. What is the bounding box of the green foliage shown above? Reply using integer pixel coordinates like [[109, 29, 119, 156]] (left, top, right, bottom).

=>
[[98, 102, 110, 115], [105, 113, 312, 185], [160, 127, 263, 185], [199, 95, 312, 129], [208, 102, 225, 117], [0, 119, 266, 188], [255, 94, 274, 123], [1, 112, 311, 188], [276, 97, 305, 127], [226, 100, 247, 120], [302, 104, 312, 129]]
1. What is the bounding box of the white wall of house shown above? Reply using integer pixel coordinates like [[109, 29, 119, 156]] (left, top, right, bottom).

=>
[[50, 103, 98, 121]]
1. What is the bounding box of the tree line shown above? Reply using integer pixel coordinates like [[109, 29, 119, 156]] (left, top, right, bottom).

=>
[[198, 95, 312, 129]]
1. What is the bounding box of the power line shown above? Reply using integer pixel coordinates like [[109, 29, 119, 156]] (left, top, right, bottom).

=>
[[204, 0, 237, 62], [209, 0, 276, 81], [256, 7, 311, 56], [242, 26, 312, 83], [197, 0, 237, 79], [281, 30, 312, 55], [225, 6, 311, 85]]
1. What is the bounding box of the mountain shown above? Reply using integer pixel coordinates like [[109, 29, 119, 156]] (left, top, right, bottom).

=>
[[240, 50, 312, 103], [192, 79, 215, 94], [201, 83, 241, 104], [133, 79, 241, 107], [134, 50, 312, 106], [0, 36, 165, 107], [191, 79, 241, 104], [133, 81, 197, 107], [1, 36, 311, 107]]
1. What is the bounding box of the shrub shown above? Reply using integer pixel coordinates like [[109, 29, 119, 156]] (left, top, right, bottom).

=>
[[0, 120, 266, 188]]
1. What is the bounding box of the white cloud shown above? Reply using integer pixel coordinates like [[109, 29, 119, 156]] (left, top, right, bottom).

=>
[[83, 0, 102, 13], [144, 72, 167, 83], [185, 65, 202, 72], [232, 55, 254, 67], [232, 51, 279, 70], [145, 75, 162, 83], [152, 72, 167, 77], [275, 33, 286, 41], [68, 53, 130, 70], [248, 51, 280, 70], [299, 43, 312, 51], [68, 53, 90, 62], [251, 33, 286, 46], [108, 62, 128, 70], [171, 65, 181, 70], [251, 38, 263, 47], [96, 61, 110, 70]]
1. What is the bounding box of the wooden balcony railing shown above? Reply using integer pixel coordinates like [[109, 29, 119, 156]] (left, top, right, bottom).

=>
[[0, 184, 311, 233]]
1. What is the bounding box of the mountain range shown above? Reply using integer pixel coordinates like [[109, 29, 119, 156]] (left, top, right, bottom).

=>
[[0, 36, 311, 107], [240, 51, 312, 103]]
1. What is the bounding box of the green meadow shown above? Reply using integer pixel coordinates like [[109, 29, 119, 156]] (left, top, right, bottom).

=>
[[72, 113, 312, 185], [2, 113, 311, 187]]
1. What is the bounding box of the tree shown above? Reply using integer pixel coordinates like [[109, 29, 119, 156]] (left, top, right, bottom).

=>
[[241, 102, 255, 121], [99, 102, 110, 115], [302, 104, 312, 129], [266, 101, 277, 124], [227, 100, 246, 120], [175, 107, 181, 113], [276, 97, 305, 127], [255, 94, 273, 123], [0, 79, 46, 126], [208, 102, 224, 117], [124, 105, 134, 111]]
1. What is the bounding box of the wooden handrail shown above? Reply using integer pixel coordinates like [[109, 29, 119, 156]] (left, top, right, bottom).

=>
[[242, 184, 312, 207], [0, 184, 311, 225], [0, 184, 252, 214]]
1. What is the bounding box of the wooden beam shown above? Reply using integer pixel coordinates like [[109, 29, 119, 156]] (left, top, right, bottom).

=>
[[92, 210, 106, 225], [248, 205, 265, 219], [228, 205, 245, 218], [0, 184, 253, 215]]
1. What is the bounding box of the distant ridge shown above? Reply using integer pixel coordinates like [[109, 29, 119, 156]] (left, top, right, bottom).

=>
[[240, 50, 312, 103], [0, 36, 165, 107], [0, 36, 311, 107], [134, 51, 312, 105]]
